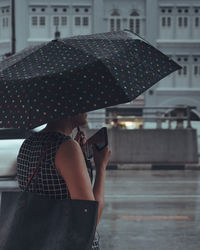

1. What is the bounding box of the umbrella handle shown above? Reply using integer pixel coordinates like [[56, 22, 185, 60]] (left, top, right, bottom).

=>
[[77, 127, 90, 157], [77, 126, 84, 147]]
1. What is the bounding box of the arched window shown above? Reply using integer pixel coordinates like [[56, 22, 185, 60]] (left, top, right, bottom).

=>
[[129, 9, 140, 34], [111, 9, 120, 16], [109, 9, 121, 32], [130, 10, 139, 17]]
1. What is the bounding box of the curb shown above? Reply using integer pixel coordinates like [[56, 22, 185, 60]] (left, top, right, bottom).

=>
[[117, 164, 152, 170], [185, 164, 200, 170], [106, 164, 200, 170]]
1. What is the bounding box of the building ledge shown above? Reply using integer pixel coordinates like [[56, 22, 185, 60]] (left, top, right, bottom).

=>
[[29, 4, 48, 7], [157, 39, 200, 45], [159, 4, 200, 7], [156, 88, 200, 95], [0, 40, 10, 44], [27, 38, 52, 43], [72, 4, 92, 7]]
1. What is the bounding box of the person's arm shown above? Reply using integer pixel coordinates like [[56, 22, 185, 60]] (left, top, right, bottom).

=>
[[92, 145, 110, 223], [55, 139, 94, 201], [55, 140, 107, 225], [93, 168, 106, 223], [55, 139, 111, 225]]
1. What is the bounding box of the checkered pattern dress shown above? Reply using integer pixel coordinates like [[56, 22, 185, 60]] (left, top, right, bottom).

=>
[[17, 131, 100, 250]]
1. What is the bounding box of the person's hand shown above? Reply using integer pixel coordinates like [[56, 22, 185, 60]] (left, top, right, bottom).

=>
[[74, 130, 87, 152], [92, 145, 111, 172]]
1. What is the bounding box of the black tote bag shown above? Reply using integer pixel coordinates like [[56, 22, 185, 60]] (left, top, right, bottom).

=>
[[0, 191, 98, 250], [0, 148, 98, 250]]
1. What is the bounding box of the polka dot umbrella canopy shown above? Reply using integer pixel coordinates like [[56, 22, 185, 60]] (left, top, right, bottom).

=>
[[0, 30, 181, 129]]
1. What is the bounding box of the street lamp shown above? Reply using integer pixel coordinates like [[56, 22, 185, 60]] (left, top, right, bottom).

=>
[[11, 0, 16, 54]]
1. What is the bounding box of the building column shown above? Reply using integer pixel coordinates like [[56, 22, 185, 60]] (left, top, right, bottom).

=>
[[15, 0, 28, 52], [92, 0, 104, 33], [145, 0, 158, 46]]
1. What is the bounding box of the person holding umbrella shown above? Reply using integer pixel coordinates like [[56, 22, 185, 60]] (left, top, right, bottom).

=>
[[16, 112, 111, 249], [0, 30, 181, 249]]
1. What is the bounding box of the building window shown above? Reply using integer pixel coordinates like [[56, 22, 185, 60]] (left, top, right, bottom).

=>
[[31, 15, 46, 27], [129, 18, 140, 33], [32, 16, 38, 26], [178, 17, 182, 27], [161, 17, 172, 27], [130, 19, 134, 30], [178, 65, 188, 76], [2, 17, 9, 28], [193, 57, 200, 76], [75, 17, 81, 26], [183, 66, 187, 75], [135, 19, 140, 33], [110, 18, 121, 31], [167, 17, 171, 27], [116, 19, 121, 31], [53, 16, 68, 26], [53, 16, 59, 26], [177, 57, 189, 76], [177, 8, 189, 14], [194, 66, 198, 75], [162, 17, 166, 27], [73, 15, 90, 27], [129, 9, 140, 34], [161, 8, 172, 14], [110, 19, 115, 32], [178, 17, 188, 27], [109, 9, 121, 32], [61, 16, 67, 26], [40, 16, 45, 26], [83, 17, 89, 26], [195, 17, 199, 27], [184, 17, 188, 27]]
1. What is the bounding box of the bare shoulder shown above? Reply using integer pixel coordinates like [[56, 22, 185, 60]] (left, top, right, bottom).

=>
[[58, 138, 81, 154], [55, 138, 94, 200], [55, 137, 86, 181], [55, 138, 83, 164]]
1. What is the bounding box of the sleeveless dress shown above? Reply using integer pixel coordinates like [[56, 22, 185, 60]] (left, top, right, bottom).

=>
[[17, 131, 100, 249]]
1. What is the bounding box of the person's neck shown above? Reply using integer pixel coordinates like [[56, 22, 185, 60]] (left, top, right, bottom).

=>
[[42, 121, 75, 136]]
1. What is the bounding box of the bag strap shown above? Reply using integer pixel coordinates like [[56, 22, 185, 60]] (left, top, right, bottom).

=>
[[25, 149, 47, 191]]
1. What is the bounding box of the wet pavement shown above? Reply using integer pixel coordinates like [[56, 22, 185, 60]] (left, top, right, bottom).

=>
[[97, 170, 200, 250]]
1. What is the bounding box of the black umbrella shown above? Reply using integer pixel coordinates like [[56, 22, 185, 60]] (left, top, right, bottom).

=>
[[0, 31, 181, 129]]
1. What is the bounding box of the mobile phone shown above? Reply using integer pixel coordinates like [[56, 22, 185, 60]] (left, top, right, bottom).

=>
[[86, 127, 108, 159]]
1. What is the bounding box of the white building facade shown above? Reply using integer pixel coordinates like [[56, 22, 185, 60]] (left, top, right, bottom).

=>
[[0, 0, 200, 126]]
